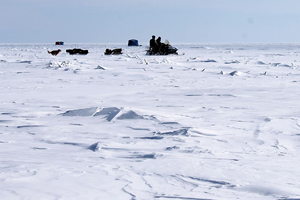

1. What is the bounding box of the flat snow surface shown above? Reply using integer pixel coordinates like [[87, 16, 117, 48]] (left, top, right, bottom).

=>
[[1, 43, 300, 200]]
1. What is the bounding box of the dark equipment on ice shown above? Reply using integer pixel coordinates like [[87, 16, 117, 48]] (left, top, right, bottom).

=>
[[104, 48, 122, 55], [55, 41, 64, 45], [128, 39, 140, 46], [66, 48, 89, 55], [147, 39, 178, 55]]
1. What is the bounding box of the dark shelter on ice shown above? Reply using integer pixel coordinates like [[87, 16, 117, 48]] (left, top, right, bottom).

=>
[[128, 39, 139, 46], [55, 41, 64, 45]]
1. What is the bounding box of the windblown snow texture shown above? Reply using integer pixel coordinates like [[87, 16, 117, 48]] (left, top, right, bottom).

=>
[[1, 43, 300, 200]]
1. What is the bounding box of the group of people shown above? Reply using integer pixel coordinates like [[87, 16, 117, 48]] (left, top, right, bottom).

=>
[[149, 35, 169, 55]]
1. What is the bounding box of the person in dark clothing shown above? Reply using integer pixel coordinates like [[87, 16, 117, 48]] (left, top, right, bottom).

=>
[[156, 37, 162, 53], [156, 36, 168, 54], [149, 35, 157, 54]]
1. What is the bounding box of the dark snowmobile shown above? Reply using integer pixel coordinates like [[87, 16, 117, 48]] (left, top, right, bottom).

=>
[[146, 40, 178, 55]]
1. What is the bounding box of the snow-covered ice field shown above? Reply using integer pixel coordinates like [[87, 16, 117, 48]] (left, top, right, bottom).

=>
[[1, 43, 300, 200]]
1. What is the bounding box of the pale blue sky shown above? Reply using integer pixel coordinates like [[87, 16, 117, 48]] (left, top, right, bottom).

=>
[[1, 0, 300, 44]]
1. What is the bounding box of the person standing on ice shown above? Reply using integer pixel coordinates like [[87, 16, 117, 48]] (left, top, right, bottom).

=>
[[156, 36, 162, 53], [149, 35, 157, 54]]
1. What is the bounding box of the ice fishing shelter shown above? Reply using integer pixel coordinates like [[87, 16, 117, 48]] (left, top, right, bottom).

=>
[[55, 41, 64, 45], [128, 39, 139, 46]]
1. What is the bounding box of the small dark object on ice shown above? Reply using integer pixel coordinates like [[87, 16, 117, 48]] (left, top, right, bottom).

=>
[[66, 48, 89, 55], [47, 49, 61, 56], [55, 41, 64, 45], [104, 48, 122, 55], [128, 39, 140, 46]]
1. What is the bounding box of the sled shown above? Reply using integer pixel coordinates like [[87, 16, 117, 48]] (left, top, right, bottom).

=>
[[104, 48, 122, 55], [66, 48, 88, 55]]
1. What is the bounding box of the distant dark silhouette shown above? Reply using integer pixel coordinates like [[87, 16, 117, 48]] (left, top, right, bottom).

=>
[[149, 35, 157, 53], [147, 36, 178, 55], [156, 36, 162, 53], [47, 49, 61, 56], [104, 48, 122, 55], [66, 48, 88, 55], [128, 39, 139, 46], [55, 41, 64, 45]]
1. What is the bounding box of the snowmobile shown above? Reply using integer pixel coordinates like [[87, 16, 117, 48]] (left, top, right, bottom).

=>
[[146, 40, 178, 55]]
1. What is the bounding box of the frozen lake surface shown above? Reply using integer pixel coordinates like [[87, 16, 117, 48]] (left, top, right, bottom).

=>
[[1, 43, 300, 200]]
